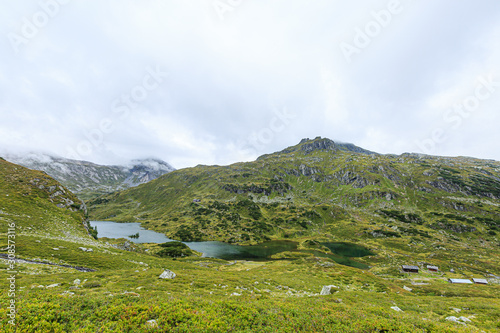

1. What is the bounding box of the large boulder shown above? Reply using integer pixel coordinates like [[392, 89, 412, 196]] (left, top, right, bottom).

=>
[[159, 269, 176, 279], [320, 285, 338, 295]]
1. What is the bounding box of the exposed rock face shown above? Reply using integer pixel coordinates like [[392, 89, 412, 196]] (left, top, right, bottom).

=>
[[78, 247, 93, 252], [320, 285, 338, 295], [445, 316, 471, 325], [28, 176, 85, 211], [295, 137, 376, 155], [300, 138, 338, 153], [427, 179, 461, 194], [159, 269, 176, 279], [222, 181, 292, 196], [282, 164, 321, 178], [429, 222, 476, 233], [123, 159, 175, 186], [257, 137, 376, 160]]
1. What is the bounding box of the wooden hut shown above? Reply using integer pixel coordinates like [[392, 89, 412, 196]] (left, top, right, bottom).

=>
[[402, 265, 419, 273], [472, 278, 488, 285], [427, 265, 439, 272]]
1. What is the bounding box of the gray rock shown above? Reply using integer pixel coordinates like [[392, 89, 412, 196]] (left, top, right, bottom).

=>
[[46, 283, 60, 288], [159, 269, 176, 279], [390, 306, 403, 312], [78, 247, 93, 252], [146, 319, 158, 328], [317, 261, 335, 268], [445, 316, 465, 325], [320, 285, 338, 295]]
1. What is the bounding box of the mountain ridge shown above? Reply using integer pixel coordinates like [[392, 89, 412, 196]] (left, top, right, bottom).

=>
[[1, 140, 499, 332], [88, 137, 500, 258], [2, 153, 175, 201], [257, 137, 377, 160]]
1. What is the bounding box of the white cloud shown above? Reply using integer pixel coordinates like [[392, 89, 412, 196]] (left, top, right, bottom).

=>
[[1, 0, 499, 166]]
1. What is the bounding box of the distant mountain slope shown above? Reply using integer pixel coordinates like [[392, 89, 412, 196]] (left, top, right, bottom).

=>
[[124, 159, 176, 186], [3, 153, 175, 201], [0, 157, 90, 239]]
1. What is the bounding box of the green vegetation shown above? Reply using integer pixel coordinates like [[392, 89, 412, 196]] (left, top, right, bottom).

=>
[[1, 138, 499, 332], [87, 138, 500, 254], [0, 158, 89, 239], [88, 223, 98, 240], [1, 255, 499, 332], [156, 241, 193, 258]]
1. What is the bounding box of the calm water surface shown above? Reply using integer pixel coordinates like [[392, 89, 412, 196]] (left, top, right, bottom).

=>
[[90, 221, 371, 268]]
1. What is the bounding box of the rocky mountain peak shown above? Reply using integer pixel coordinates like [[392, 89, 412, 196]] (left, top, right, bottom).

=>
[[297, 137, 377, 155], [262, 137, 377, 158], [127, 158, 175, 173], [298, 137, 338, 152]]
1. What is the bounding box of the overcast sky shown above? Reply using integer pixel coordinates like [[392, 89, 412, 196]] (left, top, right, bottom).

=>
[[1, 0, 499, 168]]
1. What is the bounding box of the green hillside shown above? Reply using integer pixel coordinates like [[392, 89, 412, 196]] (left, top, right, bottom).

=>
[[0, 158, 89, 239], [1, 143, 500, 332], [85, 137, 500, 301], [88, 138, 500, 267]]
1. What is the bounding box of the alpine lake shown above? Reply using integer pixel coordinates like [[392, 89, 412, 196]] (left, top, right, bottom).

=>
[[90, 221, 373, 269]]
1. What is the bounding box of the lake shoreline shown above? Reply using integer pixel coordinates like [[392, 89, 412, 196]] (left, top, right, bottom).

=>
[[90, 221, 372, 269]]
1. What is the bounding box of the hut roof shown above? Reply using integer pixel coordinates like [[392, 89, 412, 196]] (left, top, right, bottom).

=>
[[472, 278, 488, 284], [448, 278, 472, 284], [402, 265, 419, 270]]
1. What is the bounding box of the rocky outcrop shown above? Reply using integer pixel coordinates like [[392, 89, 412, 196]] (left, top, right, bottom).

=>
[[159, 269, 176, 279], [282, 164, 322, 178], [296, 137, 376, 155], [320, 285, 338, 295], [428, 221, 476, 233], [222, 181, 292, 196], [427, 179, 462, 194]]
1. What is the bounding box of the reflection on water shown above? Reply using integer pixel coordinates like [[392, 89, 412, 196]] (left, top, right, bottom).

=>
[[90, 221, 372, 268], [90, 221, 172, 244], [185, 240, 297, 260]]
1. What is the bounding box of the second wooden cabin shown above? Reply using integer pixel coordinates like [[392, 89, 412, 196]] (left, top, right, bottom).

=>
[[427, 265, 439, 272]]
